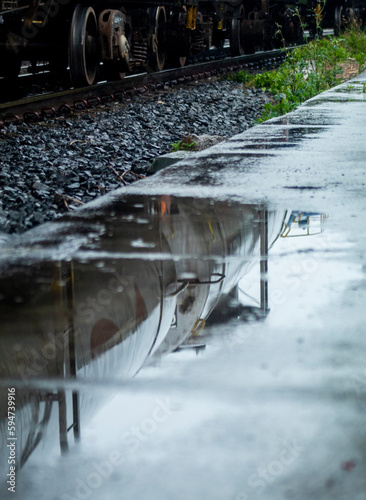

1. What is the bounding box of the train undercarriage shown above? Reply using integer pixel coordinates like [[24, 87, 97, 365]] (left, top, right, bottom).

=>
[[0, 0, 315, 86]]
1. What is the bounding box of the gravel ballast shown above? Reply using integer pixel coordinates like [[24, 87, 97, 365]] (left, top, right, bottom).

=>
[[0, 80, 269, 235]]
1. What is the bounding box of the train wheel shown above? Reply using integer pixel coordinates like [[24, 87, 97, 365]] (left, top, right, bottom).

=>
[[1, 52, 21, 82], [69, 4, 98, 86], [212, 30, 225, 50], [230, 4, 245, 56], [334, 5, 343, 35], [167, 8, 188, 68], [169, 55, 187, 68], [103, 62, 126, 82], [148, 6, 167, 71], [177, 56, 186, 67]]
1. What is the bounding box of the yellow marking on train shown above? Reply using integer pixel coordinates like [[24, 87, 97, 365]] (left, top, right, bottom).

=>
[[186, 6, 197, 30], [208, 221, 216, 241], [192, 318, 205, 336]]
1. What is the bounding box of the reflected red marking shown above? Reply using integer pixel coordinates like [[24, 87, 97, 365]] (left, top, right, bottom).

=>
[[341, 460, 356, 471], [134, 284, 147, 325], [90, 319, 119, 359], [89, 285, 147, 359], [159, 195, 172, 216]]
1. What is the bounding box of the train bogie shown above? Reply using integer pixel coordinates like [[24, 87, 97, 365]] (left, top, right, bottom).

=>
[[0, 0, 346, 85]]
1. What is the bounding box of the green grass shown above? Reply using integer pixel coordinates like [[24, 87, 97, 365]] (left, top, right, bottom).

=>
[[170, 139, 197, 152], [228, 24, 366, 122]]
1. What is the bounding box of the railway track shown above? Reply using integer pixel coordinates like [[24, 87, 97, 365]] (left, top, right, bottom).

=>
[[0, 48, 287, 127]]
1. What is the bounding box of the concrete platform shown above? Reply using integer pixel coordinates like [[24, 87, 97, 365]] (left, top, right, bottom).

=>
[[112, 71, 366, 500], [4, 73, 366, 500], [128, 70, 366, 219]]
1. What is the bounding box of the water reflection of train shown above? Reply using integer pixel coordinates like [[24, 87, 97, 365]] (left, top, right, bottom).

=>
[[0, 194, 304, 478]]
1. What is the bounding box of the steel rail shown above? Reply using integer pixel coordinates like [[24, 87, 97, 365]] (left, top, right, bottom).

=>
[[0, 48, 287, 126]]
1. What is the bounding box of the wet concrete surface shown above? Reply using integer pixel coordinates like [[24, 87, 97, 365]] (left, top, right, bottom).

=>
[[130, 72, 366, 218], [1, 72, 366, 499]]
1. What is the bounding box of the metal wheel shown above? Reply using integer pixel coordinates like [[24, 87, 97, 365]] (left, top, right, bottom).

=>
[[148, 6, 167, 71], [335, 5, 356, 35], [230, 4, 245, 56], [212, 29, 225, 50], [177, 56, 187, 67], [103, 62, 127, 81], [167, 7, 188, 68], [69, 4, 98, 86], [334, 6, 342, 36], [169, 55, 187, 68], [1, 51, 21, 82]]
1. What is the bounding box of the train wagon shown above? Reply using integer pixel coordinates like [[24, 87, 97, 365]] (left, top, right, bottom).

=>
[[0, 0, 327, 85]]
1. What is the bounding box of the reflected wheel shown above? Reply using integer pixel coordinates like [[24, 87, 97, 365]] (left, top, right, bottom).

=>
[[69, 4, 98, 86], [148, 6, 167, 71], [231, 4, 245, 56]]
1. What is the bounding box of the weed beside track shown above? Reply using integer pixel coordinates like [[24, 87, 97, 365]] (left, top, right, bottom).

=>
[[228, 25, 366, 121]]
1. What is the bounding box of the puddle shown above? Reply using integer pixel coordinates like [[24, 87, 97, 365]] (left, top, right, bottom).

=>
[[1, 193, 365, 500], [0, 195, 289, 384], [228, 126, 328, 142], [284, 186, 323, 190]]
